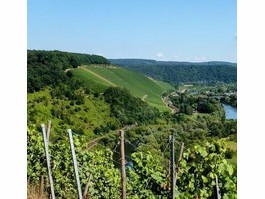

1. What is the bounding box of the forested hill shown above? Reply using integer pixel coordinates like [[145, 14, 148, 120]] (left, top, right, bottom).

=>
[[109, 59, 237, 84], [27, 50, 109, 92]]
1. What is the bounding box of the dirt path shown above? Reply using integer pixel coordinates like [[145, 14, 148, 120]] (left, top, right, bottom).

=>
[[162, 92, 178, 114], [80, 67, 117, 87], [146, 76, 159, 85], [64, 66, 82, 72], [179, 84, 193, 93], [64, 68, 72, 72], [86, 125, 136, 150], [180, 88, 187, 93], [141, 94, 148, 101]]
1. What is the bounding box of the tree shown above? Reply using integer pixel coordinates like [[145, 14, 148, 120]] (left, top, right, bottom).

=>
[[209, 121, 224, 137], [103, 87, 160, 125], [66, 70, 73, 78], [27, 50, 110, 93], [70, 56, 80, 68], [184, 105, 193, 115]]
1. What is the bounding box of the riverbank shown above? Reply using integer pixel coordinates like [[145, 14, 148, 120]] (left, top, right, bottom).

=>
[[222, 104, 237, 120]]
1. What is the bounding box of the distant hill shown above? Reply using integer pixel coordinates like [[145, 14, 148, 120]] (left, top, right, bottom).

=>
[[109, 59, 237, 84], [72, 65, 175, 111]]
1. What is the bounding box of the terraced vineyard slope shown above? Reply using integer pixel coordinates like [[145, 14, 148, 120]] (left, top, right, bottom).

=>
[[73, 65, 175, 111]]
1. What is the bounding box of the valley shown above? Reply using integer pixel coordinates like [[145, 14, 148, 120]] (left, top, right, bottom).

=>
[[27, 50, 237, 199]]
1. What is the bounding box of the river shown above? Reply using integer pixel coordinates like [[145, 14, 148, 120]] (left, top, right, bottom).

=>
[[222, 104, 237, 120]]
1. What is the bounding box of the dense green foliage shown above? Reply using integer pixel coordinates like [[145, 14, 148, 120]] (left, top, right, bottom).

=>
[[177, 140, 237, 199], [125, 113, 236, 157], [27, 86, 164, 139], [28, 126, 236, 198], [194, 83, 237, 108], [170, 93, 223, 115], [27, 87, 119, 139], [110, 59, 237, 85], [27, 50, 109, 92], [221, 94, 237, 107], [27, 126, 120, 198], [104, 87, 160, 125]]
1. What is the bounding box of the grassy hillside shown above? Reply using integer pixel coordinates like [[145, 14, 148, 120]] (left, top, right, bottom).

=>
[[27, 89, 119, 139], [73, 65, 175, 111]]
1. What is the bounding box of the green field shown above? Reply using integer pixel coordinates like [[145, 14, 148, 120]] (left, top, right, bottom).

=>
[[73, 65, 175, 111]]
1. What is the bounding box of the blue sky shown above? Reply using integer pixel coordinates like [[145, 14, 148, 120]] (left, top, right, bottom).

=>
[[28, 0, 237, 62]]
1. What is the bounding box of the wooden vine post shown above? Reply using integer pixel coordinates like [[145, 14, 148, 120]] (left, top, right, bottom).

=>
[[174, 142, 184, 187]]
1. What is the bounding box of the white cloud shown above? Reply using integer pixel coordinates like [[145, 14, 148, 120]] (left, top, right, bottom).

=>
[[173, 55, 179, 60], [156, 52, 164, 60], [192, 56, 207, 62]]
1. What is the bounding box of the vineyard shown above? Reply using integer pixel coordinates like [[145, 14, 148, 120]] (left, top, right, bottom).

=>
[[72, 65, 175, 111], [27, 122, 237, 199]]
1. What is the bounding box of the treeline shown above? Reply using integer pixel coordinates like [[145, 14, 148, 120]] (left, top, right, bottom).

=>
[[206, 84, 237, 107], [170, 93, 223, 115], [109, 59, 237, 85], [221, 95, 237, 107], [28, 50, 109, 92], [104, 87, 160, 125]]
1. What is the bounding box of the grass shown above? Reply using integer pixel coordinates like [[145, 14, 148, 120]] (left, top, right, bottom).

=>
[[72, 68, 110, 93], [227, 155, 237, 167], [226, 140, 237, 166], [226, 141, 237, 151], [73, 65, 175, 111], [27, 184, 49, 199], [153, 80, 175, 91]]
